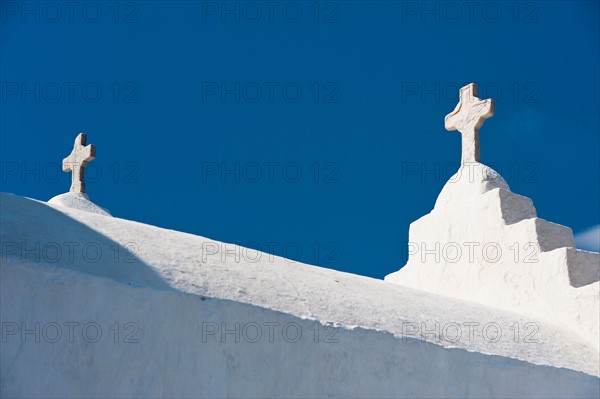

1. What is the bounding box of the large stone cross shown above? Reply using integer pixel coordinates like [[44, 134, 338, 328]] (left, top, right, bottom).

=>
[[63, 133, 96, 193], [444, 83, 494, 164]]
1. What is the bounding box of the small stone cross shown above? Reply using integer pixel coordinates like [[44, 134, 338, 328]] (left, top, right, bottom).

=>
[[444, 83, 494, 164], [63, 133, 96, 193]]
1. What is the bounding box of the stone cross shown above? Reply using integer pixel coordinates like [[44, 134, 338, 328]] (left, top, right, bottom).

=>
[[444, 83, 494, 164], [63, 133, 96, 193]]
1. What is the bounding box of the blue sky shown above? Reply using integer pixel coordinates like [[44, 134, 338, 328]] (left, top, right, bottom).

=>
[[1, 1, 598, 278]]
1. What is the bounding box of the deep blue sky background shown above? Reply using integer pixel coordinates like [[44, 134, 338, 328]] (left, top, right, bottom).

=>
[[1, 1, 598, 278]]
